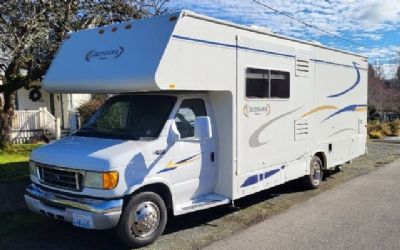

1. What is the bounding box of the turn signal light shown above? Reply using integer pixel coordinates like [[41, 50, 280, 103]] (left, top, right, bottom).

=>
[[103, 171, 119, 189]]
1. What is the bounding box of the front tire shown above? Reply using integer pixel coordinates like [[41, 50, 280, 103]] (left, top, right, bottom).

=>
[[116, 192, 167, 248], [303, 156, 323, 189]]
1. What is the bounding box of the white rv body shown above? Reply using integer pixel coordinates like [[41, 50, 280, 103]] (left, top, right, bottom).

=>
[[25, 10, 367, 240]]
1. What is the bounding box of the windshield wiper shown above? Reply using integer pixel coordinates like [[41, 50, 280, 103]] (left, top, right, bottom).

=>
[[74, 129, 141, 140], [138, 137, 157, 141]]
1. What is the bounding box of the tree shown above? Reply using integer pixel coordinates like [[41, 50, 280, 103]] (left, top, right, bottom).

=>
[[0, 0, 169, 147], [368, 64, 398, 120], [394, 49, 400, 85]]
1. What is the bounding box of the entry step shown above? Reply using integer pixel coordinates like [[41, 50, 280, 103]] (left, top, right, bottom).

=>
[[175, 194, 230, 215]]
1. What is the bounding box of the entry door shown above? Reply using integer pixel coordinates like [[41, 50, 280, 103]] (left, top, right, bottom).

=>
[[168, 98, 216, 204]]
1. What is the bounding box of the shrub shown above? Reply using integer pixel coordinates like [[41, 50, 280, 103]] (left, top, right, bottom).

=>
[[368, 120, 380, 133], [367, 120, 400, 138], [368, 130, 383, 139], [382, 122, 392, 136], [389, 120, 400, 136], [368, 120, 386, 139], [77, 98, 105, 123]]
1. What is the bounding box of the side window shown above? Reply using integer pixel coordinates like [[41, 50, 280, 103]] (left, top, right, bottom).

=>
[[246, 68, 269, 98], [246, 68, 290, 99], [175, 99, 207, 139], [270, 70, 290, 98]]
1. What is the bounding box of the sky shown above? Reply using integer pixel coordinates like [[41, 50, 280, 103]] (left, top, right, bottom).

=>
[[168, 0, 400, 79]]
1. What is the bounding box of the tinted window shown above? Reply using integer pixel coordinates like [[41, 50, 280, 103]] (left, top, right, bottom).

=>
[[246, 68, 290, 99], [246, 68, 269, 98], [175, 99, 207, 138], [77, 95, 176, 140], [270, 70, 290, 98], [96, 101, 130, 129]]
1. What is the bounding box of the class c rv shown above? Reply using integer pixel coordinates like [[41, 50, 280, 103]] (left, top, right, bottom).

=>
[[25, 11, 368, 248]]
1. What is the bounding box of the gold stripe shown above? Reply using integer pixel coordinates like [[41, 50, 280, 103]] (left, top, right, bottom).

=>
[[166, 155, 201, 168], [301, 105, 338, 118], [354, 107, 367, 112]]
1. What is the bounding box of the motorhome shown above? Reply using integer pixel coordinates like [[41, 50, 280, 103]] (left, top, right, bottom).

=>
[[25, 11, 368, 247]]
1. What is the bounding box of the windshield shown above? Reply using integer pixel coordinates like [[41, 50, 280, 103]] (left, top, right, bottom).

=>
[[76, 95, 177, 140]]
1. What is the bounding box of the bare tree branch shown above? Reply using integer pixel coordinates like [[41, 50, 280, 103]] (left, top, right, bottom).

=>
[[0, 0, 169, 146]]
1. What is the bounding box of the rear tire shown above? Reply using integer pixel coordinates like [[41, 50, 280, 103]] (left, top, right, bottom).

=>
[[303, 156, 323, 189], [116, 192, 167, 248]]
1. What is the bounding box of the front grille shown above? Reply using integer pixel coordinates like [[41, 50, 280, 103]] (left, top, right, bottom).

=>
[[37, 164, 83, 191]]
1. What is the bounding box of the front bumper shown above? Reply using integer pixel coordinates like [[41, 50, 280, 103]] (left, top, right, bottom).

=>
[[25, 183, 123, 230]]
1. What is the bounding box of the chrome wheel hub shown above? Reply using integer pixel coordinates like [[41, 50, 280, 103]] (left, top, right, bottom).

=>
[[311, 161, 321, 185], [131, 201, 160, 238]]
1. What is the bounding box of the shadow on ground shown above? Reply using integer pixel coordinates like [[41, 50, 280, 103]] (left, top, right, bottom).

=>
[[0, 175, 331, 250]]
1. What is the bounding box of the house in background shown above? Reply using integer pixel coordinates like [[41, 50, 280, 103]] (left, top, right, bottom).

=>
[[15, 83, 91, 130], [377, 78, 400, 122], [1, 67, 91, 143], [384, 79, 400, 89], [11, 82, 91, 143]]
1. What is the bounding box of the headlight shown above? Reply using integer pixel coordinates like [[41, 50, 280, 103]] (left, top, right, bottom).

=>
[[29, 161, 38, 178], [84, 171, 119, 190]]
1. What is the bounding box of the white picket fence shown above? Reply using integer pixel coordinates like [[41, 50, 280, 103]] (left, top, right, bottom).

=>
[[11, 107, 61, 144]]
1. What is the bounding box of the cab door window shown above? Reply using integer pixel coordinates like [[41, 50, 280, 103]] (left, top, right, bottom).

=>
[[175, 99, 207, 139]]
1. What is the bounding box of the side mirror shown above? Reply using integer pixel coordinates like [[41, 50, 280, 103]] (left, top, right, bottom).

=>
[[195, 116, 212, 140], [167, 121, 181, 144]]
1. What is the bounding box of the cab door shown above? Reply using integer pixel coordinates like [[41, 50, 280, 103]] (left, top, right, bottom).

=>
[[166, 98, 216, 204]]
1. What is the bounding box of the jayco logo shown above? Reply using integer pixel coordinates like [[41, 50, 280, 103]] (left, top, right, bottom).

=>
[[85, 46, 124, 62]]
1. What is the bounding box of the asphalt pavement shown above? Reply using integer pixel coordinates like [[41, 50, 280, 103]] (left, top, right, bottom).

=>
[[205, 158, 400, 250]]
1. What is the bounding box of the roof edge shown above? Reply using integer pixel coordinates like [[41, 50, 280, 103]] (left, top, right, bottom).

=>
[[180, 10, 368, 60]]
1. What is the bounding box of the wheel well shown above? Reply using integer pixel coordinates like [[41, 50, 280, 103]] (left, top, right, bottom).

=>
[[314, 152, 327, 169], [129, 183, 173, 210]]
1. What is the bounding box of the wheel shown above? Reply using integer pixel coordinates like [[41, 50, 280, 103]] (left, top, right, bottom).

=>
[[303, 156, 323, 189], [116, 192, 167, 248]]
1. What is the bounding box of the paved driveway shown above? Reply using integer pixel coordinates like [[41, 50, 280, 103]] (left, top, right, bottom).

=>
[[206, 158, 400, 250]]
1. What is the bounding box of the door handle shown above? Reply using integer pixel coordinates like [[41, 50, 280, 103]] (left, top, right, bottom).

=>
[[154, 149, 166, 155]]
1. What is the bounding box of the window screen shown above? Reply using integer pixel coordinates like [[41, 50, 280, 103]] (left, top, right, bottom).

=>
[[246, 68, 290, 99]]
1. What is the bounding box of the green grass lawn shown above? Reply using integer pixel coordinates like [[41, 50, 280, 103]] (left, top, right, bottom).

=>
[[0, 144, 43, 182], [0, 144, 46, 242]]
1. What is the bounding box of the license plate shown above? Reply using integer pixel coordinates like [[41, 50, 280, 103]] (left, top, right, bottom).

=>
[[72, 213, 94, 229]]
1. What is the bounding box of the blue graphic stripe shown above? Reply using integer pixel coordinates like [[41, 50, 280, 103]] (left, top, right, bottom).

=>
[[172, 35, 366, 70], [157, 167, 176, 174], [172, 35, 295, 58], [311, 59, 367, 70], [265, 169, 280, 178], [241, 175, 258, 187], [172, 35, 237, 49], [327, 62, 361, 98], [241, 167, 283, 188], [322, 104, 367, 123], [237, 45, 295, 58]]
